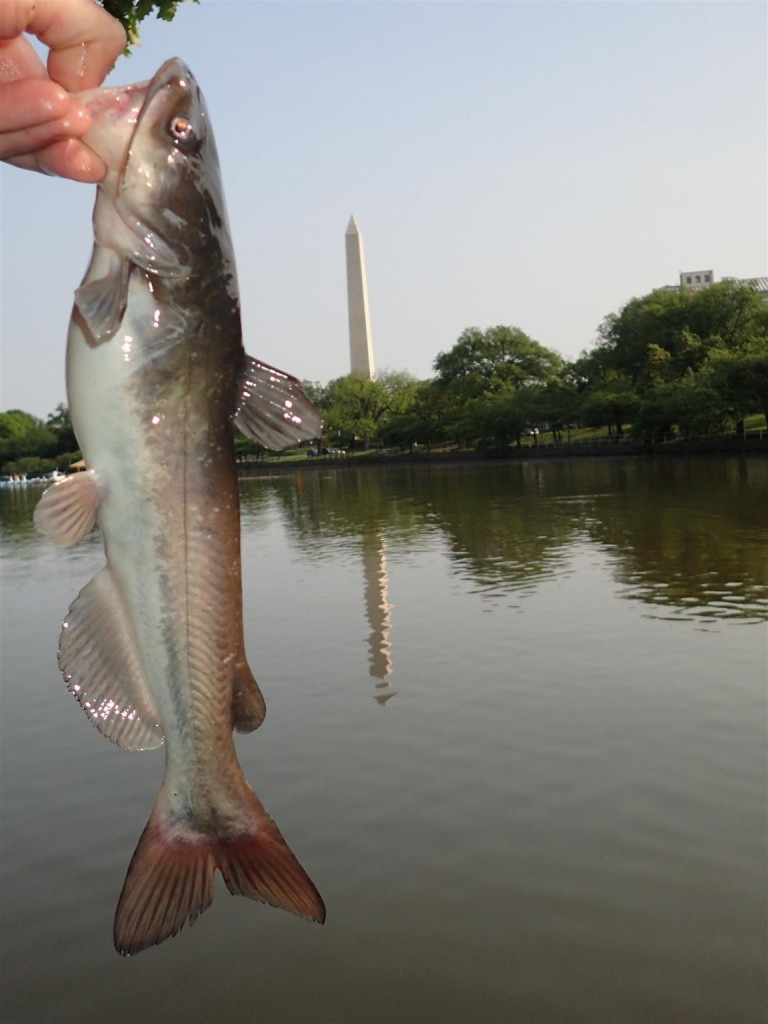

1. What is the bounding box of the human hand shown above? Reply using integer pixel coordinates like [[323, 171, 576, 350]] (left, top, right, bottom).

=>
[[0, 0, 126, 181]]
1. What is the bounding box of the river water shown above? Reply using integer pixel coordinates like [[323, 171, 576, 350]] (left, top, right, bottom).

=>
[[1, 457, 766, 1024]]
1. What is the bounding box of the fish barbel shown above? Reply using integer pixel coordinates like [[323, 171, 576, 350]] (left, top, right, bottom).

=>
[[34, 58, 325, 955]]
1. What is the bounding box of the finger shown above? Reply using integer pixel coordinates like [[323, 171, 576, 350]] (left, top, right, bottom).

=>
[[1, 0, 126, 91], [0, 102, 91, 161], [0, 34, 47, 83], [0, 78, 70, 132], [5, 137, 106, 182], [0, 0, 39, 39]]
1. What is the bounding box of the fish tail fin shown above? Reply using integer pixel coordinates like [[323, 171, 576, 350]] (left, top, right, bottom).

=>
[[113, 802, 216, 956], [114, 788, 325, 956]]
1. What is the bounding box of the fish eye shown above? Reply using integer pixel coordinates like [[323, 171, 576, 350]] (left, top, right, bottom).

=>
[[168, 116, 197, 146]]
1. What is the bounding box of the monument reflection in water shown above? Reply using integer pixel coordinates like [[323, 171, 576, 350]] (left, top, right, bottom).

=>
[[241, 453, 767, 699], [361, 533, 395, 702], [254, 456, 767, 625]]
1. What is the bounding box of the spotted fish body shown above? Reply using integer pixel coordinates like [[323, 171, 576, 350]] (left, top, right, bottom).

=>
[[34, 58, 325, 955]]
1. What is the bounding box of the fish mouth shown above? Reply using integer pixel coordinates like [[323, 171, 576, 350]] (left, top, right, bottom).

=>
[[77, 80, 148, 173], [78, 58, 195, 186]]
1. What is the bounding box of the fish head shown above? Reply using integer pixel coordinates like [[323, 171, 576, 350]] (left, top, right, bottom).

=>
[[78, 58, 232, 280]]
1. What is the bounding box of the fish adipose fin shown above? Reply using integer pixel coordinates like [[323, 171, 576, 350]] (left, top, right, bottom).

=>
[[235, 355, 322, 450], [74, 250, 131, 344], [59, 568, 164, 751], [232, 664, 266, 733], [114, 787, 326, 956], [34, 470, 101, 546]]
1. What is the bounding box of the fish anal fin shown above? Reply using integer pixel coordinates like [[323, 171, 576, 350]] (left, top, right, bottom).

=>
[[114, 786, 325, 956], [59, 568, 164, 751], [231, 662, 266, 733], [34, 470, 101, 547], [234, 355, 322, 450]]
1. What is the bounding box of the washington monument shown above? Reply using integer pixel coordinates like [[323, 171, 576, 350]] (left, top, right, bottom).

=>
[[345, 215, 375, 379]]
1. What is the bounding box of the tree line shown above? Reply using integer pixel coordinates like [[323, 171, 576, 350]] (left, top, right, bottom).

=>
[[3, 280, 767, 474], [308, 280, 768, 454], [0, 404, 80, 478]]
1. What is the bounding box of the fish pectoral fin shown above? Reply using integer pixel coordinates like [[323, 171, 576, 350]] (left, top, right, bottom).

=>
[[34, 470, 101, 546], [232, 663, 266, 733], [114, 784, 325, 956], [234, 355, 323, 450], [74, 250, 130, 343], [60, 568, 164, 751]]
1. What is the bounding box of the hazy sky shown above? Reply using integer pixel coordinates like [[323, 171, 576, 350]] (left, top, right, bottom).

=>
[[1, 1, 766, 418]]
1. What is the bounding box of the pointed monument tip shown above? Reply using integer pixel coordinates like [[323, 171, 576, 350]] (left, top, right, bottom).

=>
[[346, 215, 358, 234]]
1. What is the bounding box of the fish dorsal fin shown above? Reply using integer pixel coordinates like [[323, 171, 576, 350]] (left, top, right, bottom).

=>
[[59, 568, 164, 751], [74, 248, 131, 344], [34, 470, 101, 546], [235, 356, 322, 450], [232, 663, 266, 733]]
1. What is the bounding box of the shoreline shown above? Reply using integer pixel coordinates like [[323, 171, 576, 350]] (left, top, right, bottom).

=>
[[238, 438, 767, 476]]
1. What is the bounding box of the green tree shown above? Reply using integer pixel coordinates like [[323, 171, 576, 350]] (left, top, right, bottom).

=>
[[46, 403, 78, 453], [517, 379, 581, 442], [472, 390, 528, 448], [379, 381, 449, 452], [0, 410, 57, 470], [597, 289, 695, 387], [578, 380, 639, 438], [319, 371, 419, 449], [233, 431, 268, 462], [434, 326, 563, 402], [705, 340, 768, 428], [596, 281, 768, 390], [631, 375, 730, 442]]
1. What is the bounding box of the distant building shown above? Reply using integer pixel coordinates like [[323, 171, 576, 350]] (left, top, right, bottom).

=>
[[661, 270, 768, 304], [679, 269, 714, 289], [724, 276, 768, 303]]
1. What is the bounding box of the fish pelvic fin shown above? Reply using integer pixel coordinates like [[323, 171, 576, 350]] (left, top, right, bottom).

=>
[[114, 786, 325, 956], [34, 470, 101, 546]]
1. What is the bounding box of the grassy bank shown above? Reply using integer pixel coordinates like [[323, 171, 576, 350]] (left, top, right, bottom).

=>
[[239, 433, 766, 475]]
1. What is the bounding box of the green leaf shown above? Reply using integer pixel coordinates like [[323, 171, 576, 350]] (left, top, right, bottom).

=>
[[100, 0, 198, 49]]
